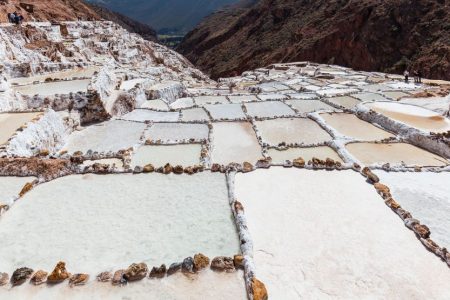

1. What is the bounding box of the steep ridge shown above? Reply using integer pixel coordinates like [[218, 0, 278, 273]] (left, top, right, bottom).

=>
[[87, 4, 157, 41], [0, 0, 99, 22], [177, 0, 450, 80]]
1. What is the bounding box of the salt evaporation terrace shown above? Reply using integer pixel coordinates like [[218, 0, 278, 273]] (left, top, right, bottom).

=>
[[0, 21, 450, 300]]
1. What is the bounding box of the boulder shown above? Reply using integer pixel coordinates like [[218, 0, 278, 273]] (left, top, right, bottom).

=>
[[167, 262, 182, 276], [19, 182, 34, 197], [47, 261, 70, 284], [143, 164, 155, 173], [233, 255, 245, 269], [149, 264, 167, 278], [30, 270, 48, 285], [256, 158, 271, 169], [96, 271, 113, 282], [396, 208, 412, 220], [193, 253, 210, 271], [413, 224, 431, 239], [211, 256, 235, 272], [163, 163, 173, 174], [242, 162, 253, 173], [184, 166, 194, 175], [211, 163, 221, 172], [374, 183, 391, 199], [69, 273, 89, 287], [11, 267, 34, 286], [362, 167, 379, 184], [181, 257, 194, 274], [421, 238, 441, 254], [252, 278, 269, 300], [173, 165, 184, 174], [0, 273, 9, 286], [112, 270, 126, 286], [123, 263, 148, 281], [293, 157, 305, 168]]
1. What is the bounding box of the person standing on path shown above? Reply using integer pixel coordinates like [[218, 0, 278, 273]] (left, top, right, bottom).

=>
[[404, 70, 410, 83]]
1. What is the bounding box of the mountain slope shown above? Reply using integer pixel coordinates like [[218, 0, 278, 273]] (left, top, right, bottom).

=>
[[88, 4, 157, 41], [177, 0, 450, 80], [0, 0, 99, 22], [87, 0, 239, 32]]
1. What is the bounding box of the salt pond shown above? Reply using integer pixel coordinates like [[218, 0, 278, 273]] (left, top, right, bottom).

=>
[[0, 112, 41, 145], [320, 113, 394, 140], [63, 120, 147, 153], [267, 146, 342, 164], [325, 96, 361, 109], [131, 144, 202, 167], [180, 108, 209, 122], [365, 101, 450, 133], [211, 122, 262, 164], [376, 171, 450, 248], [120, 109, 180, 122], [245, 101, 295, 118], [0, 173, 240, 272], [346, 142, 449, 166], [205, 104, 246, 120], [145, 123, 209, 142], [235, 168, 450, 299], [255, 118, 332, 146], [284, 100, 335, 114], [14, 79, 91, 96]]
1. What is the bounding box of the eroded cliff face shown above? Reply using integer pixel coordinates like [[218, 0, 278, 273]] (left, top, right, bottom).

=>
[[178, 0, 450, 80]]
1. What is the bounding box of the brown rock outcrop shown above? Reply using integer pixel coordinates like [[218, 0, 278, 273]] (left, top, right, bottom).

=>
[[413, 224, 431, 239]]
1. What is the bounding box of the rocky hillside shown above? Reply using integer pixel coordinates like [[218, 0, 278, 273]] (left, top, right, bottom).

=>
[[88, 4, 157, 41], [0, 0, 99, 22], [178, 0, 450, 80]]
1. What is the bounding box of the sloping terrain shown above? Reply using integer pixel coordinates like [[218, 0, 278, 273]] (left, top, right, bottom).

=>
[[88, 4, 157, 41], [0, 0, 99, 22], [177, 0, 450, 80]]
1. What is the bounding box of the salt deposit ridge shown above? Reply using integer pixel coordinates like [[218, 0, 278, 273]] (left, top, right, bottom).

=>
[[0, 21, 450, 299]]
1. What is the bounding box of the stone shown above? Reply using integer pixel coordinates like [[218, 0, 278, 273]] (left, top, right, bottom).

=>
[[39, 149, 50, 157], [123, 263, 148, 281], [11, 267, 34, 286], [181, 257, 194, 274], [420, 238, 441, 254], [167, 262, 182, 276], [404, 218, 420, 229], [256, 158, 271, 169], [242, 162, 254, 173], [210, 256, 235, 272], [252, 278, 269, 300], [143, 164, 155, 173], [193, 253, 210, 271], [362, 167, 379, 184], [96, 271, 113, 282], [234, 201, 244, 212], [0, 273, 9, 286], [173, 165, 184, 174], [233, 255, 245, 269], [396, 208, 412, 220], [0, 203, 9, 214], [47, 261, 70, 284], [163, 163, 173, 174], [184, 166, 194, 175], [293, 157, 305, 168], [30, 270, 48, 285], [385, 198, 401, 210], [112, 270, 126, 286], [374, 183, 391, 199], [211, 163, 221, 172], [19, 182, 34, 197], [353, 163, 361, 170], [69, 273, 89, 287], [413, 224, 431, 239], [149, 264, 167, 278]]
